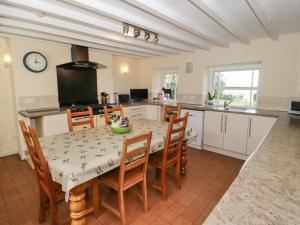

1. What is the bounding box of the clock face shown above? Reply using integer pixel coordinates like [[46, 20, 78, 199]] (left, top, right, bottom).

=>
[[23, 52, 47, 73]]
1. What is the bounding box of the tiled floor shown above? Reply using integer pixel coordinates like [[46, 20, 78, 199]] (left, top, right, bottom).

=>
[[0, 149, 244, 225]]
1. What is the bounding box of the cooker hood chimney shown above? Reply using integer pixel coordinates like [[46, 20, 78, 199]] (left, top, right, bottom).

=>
[[57, 45, 107, 69]]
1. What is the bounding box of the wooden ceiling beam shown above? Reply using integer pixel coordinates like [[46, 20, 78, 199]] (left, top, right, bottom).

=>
[[245, 0, 278, 40], [3, 0, 196, 52], [189, 0, 250, 44], [61, 0, 211, 50], [0, 18, 167, 57], [123, 0, 229, 48], [0, 26, 153, 58], [0, 4, 181, 55]]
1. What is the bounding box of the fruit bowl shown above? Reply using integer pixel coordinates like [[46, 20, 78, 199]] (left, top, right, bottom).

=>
[[110, 126, 132, 134]]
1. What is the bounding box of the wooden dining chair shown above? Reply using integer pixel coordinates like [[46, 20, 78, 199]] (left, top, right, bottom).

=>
[[149, 112, 188, 200], [66, 106, 94, 132], [19, 120, 100, 225], [99, 131, 152, 225], [104, 104, 124, 125], [161, 105, 181, 122]]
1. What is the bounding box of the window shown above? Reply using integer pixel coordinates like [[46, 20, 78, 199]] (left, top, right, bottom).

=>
[[164, 73, 178, 100], [211, 67, 260, 108]]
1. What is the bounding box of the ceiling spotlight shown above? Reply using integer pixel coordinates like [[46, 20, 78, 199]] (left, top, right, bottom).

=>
[[134, 28, 140, 38], [154, 34, 159, 43], [144, 31, 150, 41]]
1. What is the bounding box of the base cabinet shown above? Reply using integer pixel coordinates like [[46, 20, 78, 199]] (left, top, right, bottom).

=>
[[204, 111, 276, 159], [123, 105, 146, 120], [181, 109, 204, 149], [36, 114, 69, 137], [146, 105, 161, 121], [246, 116, 276, 155]]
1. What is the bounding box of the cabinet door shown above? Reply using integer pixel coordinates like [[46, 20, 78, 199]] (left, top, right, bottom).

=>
[[39, 114, 69, 137], [182, 110, 204, 149], [223, 113, 249, 154], [146, 105, 160, 121], [96, 115, 105, 127], [247, 116, 276, 155], [203, 111, 224, 149]]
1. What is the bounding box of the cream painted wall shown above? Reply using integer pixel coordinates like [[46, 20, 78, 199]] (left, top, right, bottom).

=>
[[112, 55, 142, 94], [0, 38, 19, 156], [140, 32, 300, 110]]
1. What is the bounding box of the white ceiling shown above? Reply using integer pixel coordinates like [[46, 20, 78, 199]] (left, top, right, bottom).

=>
[[0, 0, 299, 58]]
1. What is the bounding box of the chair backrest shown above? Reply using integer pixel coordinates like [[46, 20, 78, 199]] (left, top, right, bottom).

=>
[[119, 131, 152, 186], [19, 120, 55, 196], [104, 105, 124, 125], [162, 112, 188, 166], [161, 105, 181, 122], [66, 106, 94, 132]]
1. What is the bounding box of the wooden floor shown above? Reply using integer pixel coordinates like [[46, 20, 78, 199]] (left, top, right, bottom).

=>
[[0, 149, 244, 225]]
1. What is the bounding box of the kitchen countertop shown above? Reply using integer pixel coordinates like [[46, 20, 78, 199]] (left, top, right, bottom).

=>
[[204, 113, 300, 225], [18, 101, 280, 118]]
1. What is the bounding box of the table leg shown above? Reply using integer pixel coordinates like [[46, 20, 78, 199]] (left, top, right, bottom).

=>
[[69, 183, 89, 225], [180, 141, 188, 176]]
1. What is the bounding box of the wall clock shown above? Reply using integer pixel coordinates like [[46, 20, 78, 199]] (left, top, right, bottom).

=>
[[23, 51, 47, 73]]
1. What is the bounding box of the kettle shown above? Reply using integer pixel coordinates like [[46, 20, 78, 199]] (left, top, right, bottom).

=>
[[109, 93, 119, 105]]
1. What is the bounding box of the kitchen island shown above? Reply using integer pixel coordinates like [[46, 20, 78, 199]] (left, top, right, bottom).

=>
[[204, 113, 300, 224]]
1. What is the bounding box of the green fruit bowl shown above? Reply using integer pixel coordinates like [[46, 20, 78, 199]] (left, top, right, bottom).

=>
[[110, 126, 132, 134]]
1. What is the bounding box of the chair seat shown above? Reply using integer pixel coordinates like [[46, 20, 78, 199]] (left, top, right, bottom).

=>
[[149, 151, 178, 169], [100, 167, 144, 191]]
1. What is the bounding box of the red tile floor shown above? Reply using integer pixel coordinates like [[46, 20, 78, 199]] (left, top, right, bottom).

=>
[[0, 148, 244, 225]]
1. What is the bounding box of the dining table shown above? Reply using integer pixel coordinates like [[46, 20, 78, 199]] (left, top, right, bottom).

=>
[[40, 118, 194, 225]]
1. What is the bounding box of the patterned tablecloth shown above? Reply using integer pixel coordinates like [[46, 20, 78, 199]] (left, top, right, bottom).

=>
[[40, 119, 194, 195]]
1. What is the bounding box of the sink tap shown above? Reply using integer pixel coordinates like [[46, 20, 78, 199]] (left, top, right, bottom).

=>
[[224, 100, 232, 109]]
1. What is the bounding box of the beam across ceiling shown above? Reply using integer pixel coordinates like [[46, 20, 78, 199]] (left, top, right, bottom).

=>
[[123, 0, 229, 48], [245, 0, 278, 40], [3, 0, 196, 52], [0, 4, 180, 55], [0, 26, 153, 58], [0, 18, 167, 57], [61, 0, 211, 50], [189, 0, 250, 44]]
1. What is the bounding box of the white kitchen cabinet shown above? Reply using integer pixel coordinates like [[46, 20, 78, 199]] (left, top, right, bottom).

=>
[[35, 113, 69, 137], [203, 111, 224, 149], [123, 105, 146, 120], [246, 116, 276, 155], [96, 114, 106, 127], [223, 113, 249, 154], [181, 109, 204, 149], [146, 105, 161, 121]]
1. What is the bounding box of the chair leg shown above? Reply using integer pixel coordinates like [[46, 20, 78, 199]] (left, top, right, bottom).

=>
[[38, 191, 46, 223], [161, 169, 167, 201], [50, 198, 58, 225], [155, 168, 160, 178], [176, 158, 181, 189], [92, 180, 100, 218], [142, 178, 148, 213], [118, 190, 126, 225]]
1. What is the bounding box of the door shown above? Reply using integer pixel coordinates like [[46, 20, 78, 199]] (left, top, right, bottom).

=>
[[223, 113, 249, 154], [247, 116, 276, 155], [203, 111, 224, 149]]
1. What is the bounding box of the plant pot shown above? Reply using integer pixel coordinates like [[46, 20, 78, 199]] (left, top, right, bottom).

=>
[[207, 100, 214, 105]]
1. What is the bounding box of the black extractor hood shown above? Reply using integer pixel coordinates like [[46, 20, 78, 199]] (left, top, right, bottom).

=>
[[57, 45, 107, 69]]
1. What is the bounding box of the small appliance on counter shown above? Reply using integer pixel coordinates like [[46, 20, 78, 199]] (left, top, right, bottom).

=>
[[108, 93, 119, 105], [100, 92, 109, 105], [118, 94, 130, 103], [288, 98, 300, 115]]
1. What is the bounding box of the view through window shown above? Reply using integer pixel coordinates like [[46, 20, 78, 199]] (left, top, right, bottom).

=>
[[164, 73, 178, 100], [212, 69, 260, 108]]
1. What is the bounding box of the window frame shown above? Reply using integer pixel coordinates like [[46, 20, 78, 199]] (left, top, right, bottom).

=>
[[209, 64, 261, 109]]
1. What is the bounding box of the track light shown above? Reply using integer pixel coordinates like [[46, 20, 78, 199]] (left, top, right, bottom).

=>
[[154, 34, 159, 43], [134, 28, 140, 38], [144, 31, 150, 41], [123, 22, 158, 44]]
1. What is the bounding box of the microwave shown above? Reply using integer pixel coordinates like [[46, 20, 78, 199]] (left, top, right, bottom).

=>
[[288, 99, 300, 115]]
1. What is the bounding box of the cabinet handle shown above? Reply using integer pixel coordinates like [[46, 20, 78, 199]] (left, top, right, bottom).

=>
[[221, 114, 223, 132], [189, 114, 193, 117], [224, 114, 228, 133], [249, 117, 252, 138]]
